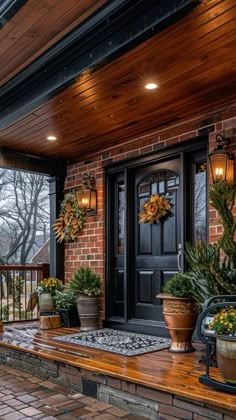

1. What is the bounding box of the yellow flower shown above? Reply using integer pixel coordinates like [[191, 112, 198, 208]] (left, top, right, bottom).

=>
[[208, 306, 236, 335]]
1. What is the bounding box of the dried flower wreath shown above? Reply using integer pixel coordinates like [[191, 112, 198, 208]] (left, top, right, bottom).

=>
[[52, 192, 86, 243], [139, 193, 172, 224]]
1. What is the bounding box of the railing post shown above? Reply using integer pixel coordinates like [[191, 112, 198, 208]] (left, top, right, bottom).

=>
[[0, 321, 3, 332], [38, 263, 50, 282]]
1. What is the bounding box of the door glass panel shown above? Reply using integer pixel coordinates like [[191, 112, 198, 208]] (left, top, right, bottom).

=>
[[139, 196, 152, 254], [118, 183, 125, 255], [162, 191, 177, 254], [138, 170, 179, 256], [158, 181, 165, 194], [194, 161, 207, 243]]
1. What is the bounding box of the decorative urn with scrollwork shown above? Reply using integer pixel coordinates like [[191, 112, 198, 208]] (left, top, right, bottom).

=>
[[157, 294, 199, 352], [157, 272, 199, 353]]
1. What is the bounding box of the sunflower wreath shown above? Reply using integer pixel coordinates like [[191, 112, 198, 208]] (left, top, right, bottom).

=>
[[139, 193, 172, 224], [52, 192, 86, 243]]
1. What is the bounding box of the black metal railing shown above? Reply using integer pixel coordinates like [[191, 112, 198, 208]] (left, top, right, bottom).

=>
[[0, 263, 49, 323]]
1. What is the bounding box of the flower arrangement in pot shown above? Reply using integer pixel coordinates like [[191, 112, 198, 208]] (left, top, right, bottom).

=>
[[35, 277, 64, 313], [157, 272, 199, 353], [69, 267, 101, 331], [207, 305, 236, 385], [208, 306, 236, 336], [54, 288, 80, 327]]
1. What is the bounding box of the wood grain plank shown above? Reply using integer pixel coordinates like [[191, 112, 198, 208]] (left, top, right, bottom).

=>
[[0, 0, 235, 160], [0, 325, 235, 412], [0, 0, 108, 84]]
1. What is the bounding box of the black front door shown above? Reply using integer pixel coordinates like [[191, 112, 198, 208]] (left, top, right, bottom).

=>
[[133, 157, 182, 323], [105, 138, 207, 335]]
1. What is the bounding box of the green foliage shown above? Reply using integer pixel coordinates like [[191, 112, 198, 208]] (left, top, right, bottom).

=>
[[14, 310, 32, 320], [69, 267, 101, 296], [180, 182, 236, 305], [0, 304, 10, 320], [13, 277, 24, 310], [209, 183, 236, 266], [184, 241, 236, 304], [54, 288, 77, 309], [162, 272, 194, 298]]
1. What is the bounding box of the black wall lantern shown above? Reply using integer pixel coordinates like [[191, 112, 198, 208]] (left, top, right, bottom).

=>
[[75, 174, 97, 216], [208, 134, 235, 185]]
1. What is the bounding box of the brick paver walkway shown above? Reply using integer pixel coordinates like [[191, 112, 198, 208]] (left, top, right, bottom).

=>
[[0, 365, 144, 420]]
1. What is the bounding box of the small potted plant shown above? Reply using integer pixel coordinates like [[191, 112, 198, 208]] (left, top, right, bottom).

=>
[[207, 305, 236, 384], [35, 277, 64, 313], [69, 267, 101, 331], [54, 288, 80, 327], [157, 272, 199, 353]]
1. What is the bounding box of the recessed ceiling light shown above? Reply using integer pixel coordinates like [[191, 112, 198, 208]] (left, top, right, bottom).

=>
[[47, 135, 57, 141], [145, 83, 158, 90]]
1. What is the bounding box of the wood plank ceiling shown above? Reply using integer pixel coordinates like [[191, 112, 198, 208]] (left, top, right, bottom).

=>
[[0, 0, 108, 85], [0, 0, 235, 162]]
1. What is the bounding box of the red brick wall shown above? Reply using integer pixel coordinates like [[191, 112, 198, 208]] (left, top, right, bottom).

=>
[[64, 106, 236, 321]]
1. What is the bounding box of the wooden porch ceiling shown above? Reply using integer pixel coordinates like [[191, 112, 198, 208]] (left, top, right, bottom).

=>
[[0, 0, 235, 162], [0, 0, 109, 85]]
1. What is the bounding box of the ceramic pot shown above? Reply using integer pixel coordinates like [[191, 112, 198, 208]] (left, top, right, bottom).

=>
[[57, 307, 80, 327], [38, 292, 54, 313], [76, 294, 99, 331], [157, 294, 199, 352], [216, 336, 236, 384]]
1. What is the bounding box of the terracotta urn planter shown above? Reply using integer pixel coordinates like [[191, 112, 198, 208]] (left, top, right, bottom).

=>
[[157, 294, 199, 352], [216, 336, 236, 384]]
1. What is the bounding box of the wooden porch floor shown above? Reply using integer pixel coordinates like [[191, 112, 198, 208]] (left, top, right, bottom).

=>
[[0, 323, 235, 414]]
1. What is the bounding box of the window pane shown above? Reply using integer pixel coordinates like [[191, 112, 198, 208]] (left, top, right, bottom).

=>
[[118, 184, 125, 254], [194, 161, 207, 243]]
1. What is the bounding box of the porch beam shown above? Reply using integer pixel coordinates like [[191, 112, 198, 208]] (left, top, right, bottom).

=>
[[0, 0, 199, 128], [49, 175, 65, 280], [0, 148, 66, 176]]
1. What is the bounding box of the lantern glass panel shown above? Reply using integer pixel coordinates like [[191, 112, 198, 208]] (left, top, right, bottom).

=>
[[75, 188, 91, 209], [209, 152, 227, 183], [226, 157, 235, 186]]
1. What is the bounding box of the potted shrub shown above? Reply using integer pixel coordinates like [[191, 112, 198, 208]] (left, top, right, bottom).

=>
[[69, 267, 101, 331], [54, 288, 80, 327], [207, 305, 236, 384], [157, 272, 199, 353]]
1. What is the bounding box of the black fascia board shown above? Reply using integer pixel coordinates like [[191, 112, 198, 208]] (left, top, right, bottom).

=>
[[0, 0, 199, 128], [0, 0, 28, 28]]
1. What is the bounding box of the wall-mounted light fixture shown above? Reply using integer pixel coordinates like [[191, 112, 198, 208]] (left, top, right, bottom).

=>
[[75, 173, 97, 216], [208, 134, 235, 185]]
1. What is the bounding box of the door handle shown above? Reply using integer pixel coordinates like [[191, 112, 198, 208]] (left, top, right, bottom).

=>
[[177, 243, 182, 271]]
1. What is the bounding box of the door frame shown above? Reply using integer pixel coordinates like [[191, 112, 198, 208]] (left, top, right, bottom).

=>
[[104, 136, 207, 335]]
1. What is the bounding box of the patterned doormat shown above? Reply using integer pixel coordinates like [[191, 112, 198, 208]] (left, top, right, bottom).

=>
[[53, 328, 170, 356]]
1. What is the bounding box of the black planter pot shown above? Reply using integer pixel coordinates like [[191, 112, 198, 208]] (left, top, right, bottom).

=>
[[57, 307, 80, 328]]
